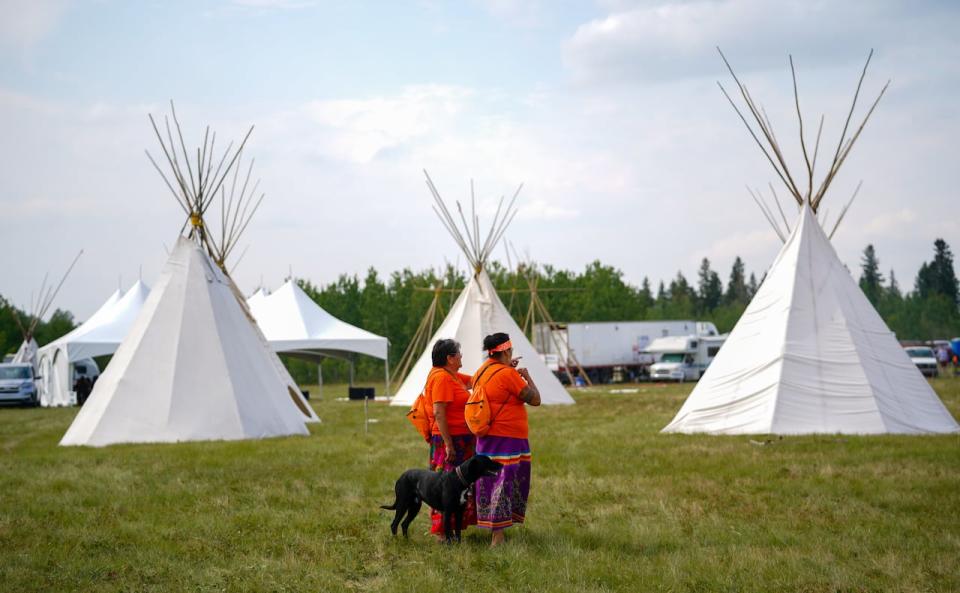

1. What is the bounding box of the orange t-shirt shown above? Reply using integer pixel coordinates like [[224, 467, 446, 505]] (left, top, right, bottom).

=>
[[424, 368, 473, 436], [472, 360, 529, 439]]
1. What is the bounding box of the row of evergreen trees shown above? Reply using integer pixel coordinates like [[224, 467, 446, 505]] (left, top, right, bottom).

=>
[[2, 239, 957, 385]]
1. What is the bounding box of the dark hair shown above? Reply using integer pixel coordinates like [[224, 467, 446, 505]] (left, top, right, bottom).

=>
[[431, 339, 461, 367], [483, 332, 510, 356]]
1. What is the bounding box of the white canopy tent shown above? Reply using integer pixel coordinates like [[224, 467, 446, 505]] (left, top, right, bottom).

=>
[[391, 172, 575, 407], [248, 279, 390, 395], [663, 206, 959, 434], [37, 281, 149, 407]]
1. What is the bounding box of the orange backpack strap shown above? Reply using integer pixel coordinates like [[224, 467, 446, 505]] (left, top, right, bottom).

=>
[[475, 363, 512, 425]]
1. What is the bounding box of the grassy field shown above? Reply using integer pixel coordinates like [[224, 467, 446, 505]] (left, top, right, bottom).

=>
[[1, 379, 958, 593]]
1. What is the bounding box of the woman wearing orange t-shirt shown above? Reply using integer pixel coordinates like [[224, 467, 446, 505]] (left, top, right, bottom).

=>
[[422, 338, 476, 537], [471, 332, 541, 547]]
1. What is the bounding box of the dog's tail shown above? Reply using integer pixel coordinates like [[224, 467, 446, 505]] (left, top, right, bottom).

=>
[[379, 503, 396, 510]]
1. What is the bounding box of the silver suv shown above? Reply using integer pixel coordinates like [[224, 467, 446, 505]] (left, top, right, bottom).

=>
[[0, 363, 39, 406]]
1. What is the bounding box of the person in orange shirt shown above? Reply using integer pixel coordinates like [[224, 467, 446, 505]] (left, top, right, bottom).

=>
[[422, 338, 476, 538], [471, 332, 541, 547]]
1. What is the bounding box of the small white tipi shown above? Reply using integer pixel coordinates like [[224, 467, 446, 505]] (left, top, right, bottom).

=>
[[664, 50, 958, 435], [61, 105, 314, 446], [391, 172, 574, 407], [9, 251, 82, 372]]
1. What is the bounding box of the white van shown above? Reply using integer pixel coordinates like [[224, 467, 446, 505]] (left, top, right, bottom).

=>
[[645, 335, 727, 382]]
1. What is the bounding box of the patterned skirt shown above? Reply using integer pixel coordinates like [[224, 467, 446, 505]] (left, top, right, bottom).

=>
[[428, 433, 477, 534], [474, 436, 531, 530]]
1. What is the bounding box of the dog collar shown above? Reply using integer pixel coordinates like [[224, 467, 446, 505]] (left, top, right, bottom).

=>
[[455, 465, 468, 486]]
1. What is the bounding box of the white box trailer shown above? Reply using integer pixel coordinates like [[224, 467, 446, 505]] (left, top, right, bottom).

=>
[[534, 320, 719, 382]]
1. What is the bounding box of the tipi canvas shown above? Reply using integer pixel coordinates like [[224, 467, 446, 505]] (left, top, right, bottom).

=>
[[61, 238, 312, 446], [61, 104, 313, 445], [664, 50, 958, 434], [391, 173, 574, 407], [663, 206, 959, 434]]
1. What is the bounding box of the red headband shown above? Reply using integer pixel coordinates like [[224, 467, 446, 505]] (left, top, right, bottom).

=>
[[488, 340, 512, 354]]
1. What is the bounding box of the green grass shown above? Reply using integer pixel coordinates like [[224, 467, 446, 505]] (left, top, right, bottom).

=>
[[1, 379, 959, 592]]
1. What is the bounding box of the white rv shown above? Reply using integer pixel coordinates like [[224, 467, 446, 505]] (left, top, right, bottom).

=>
[[646, 335, 727, 382]]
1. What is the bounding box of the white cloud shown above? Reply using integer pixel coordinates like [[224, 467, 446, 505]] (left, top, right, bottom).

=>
[[474, 0, 547, 28], [561, 0, 943, 84], [863, 208, 918, 235], [689, 229, 780, 269], [516, 199, 580, 221], [295, 85, 473, 163], [0, 0, 69, 50]]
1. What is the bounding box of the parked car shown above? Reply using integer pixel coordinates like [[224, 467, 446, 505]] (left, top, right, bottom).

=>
[[0, 363, 39, 406], [904, 346, 939, 378]]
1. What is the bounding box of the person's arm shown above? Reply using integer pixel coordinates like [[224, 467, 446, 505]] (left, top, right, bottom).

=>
[[516, 368, 541, 407], [433, 402, 456, 458]]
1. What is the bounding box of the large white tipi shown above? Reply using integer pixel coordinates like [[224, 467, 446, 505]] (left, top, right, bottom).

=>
[[391, 172, 574, 407], [61, 105, 314, 446], [664, 51, 959, 435]]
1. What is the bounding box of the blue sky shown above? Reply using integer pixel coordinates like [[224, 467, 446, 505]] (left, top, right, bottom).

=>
[[1, 0, 958, 320]]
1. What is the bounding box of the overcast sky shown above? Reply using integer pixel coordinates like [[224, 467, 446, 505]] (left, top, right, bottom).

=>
[[1, 0, 957, 321]]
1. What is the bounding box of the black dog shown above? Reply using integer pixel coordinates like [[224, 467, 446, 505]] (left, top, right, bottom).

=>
[[380, 455, 502, 542]]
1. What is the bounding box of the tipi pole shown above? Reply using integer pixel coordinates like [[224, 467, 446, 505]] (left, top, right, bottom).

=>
[[384, 347, 390, 397], [364, 393, 369, 435], [318, 362, 323, 400]]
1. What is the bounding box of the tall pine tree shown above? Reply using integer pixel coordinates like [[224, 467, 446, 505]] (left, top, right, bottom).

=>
[[915, 239, 959, 305], [697, 258, 723, 313], [724, 257, 749, 305], [858, 244, 884, 306]]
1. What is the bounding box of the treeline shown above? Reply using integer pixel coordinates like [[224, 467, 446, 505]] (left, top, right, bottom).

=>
[[2, 239, 958, 387], [0, 300, 75, 361], [287, 256, 763, 384], [288, 238, 960, 384]]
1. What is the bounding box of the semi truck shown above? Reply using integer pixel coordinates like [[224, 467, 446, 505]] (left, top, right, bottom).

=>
[[534, 320, 720, 383]]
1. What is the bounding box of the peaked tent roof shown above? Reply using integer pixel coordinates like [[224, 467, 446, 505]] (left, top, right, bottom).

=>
[[391, 171, 574, 406], [41, 281, 150, 362], [36, 282, 147, 407], [249, 279, 388, 360], [61, 238, 313, 446], [248, 287, 270, 309], [662, 205, 959, 434]]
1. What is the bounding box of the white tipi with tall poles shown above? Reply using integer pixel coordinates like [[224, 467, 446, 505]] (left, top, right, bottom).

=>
[[391, 171, 575, 407], [10, 251, 82, 372], [663, 50, 958, 435], [61, 104, 316, 447]]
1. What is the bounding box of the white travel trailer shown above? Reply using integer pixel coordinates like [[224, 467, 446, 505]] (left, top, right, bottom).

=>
[[646, 335, 727, 382]]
